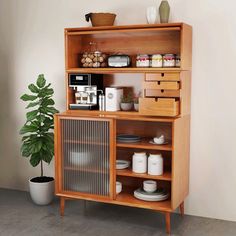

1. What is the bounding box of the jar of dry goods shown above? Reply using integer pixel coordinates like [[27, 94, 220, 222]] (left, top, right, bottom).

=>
[[163, 54, 175, 67], [136, 54, 150, 67], [151, 54, 163, 67], [175, 54, 181, 67], [81, 51, 107, 68]]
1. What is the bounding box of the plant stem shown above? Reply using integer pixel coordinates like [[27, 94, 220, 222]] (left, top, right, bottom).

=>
[[41, 160, 43, 177]]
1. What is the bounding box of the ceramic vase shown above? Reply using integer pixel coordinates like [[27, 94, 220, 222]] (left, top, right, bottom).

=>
[[146, 6, 157, 24], [159, 0, 170, 23]]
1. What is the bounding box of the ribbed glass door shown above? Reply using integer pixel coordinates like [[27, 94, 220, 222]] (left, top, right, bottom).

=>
[[60, 118, 111, 197]]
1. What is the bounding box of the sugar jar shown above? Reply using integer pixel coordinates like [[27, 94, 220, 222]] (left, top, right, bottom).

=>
[[148, 153, 163, 175], [132, 152, 147, 173]]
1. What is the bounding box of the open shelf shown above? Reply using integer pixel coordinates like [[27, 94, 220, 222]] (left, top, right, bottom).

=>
[[115, 187, 171, 212], [116, 168, 171, 181], [116, 139, 172, 151], [66, 67, 182, 74]]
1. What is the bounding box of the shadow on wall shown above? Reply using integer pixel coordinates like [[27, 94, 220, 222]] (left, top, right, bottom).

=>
[[0, 49, 19, 188]]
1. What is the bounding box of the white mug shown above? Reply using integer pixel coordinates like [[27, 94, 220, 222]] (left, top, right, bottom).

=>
[[146, 6, 157, 24]]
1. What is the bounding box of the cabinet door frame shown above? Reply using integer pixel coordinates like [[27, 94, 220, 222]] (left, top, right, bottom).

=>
[[54, 115, 115, 200]]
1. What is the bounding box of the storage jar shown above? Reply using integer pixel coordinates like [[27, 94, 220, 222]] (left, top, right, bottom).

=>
[[148, 153, 163, 175], [132, 152, 147, 173], [151, 54, 163, 67], [163, 54, 175, 67], [175, 54, 181, 67], [136, 54, 150, 67]]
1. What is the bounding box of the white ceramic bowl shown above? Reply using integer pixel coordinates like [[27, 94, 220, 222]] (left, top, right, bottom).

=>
[[153, 135, 165, 145], [143, 180, 157, 193], [116, 181, 122, 194]]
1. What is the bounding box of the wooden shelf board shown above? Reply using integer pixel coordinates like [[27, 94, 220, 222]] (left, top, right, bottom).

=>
[[116, 169, 171, 181], [116, 140, 172, 151], [66, 67, 182, 74], [115, 190, 171, 212], [56, 191, 172, 212], [65, 23, 187, 33], [57, 110, 178, 122]]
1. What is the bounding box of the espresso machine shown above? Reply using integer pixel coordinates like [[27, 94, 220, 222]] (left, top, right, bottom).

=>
[[69, 74, 103, 110]]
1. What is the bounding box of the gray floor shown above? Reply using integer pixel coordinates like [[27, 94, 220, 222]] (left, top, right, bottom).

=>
[[0, 189, 235, 236]]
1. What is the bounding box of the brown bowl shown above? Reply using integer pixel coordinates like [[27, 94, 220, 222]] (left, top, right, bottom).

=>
[[86, 13, 116, 27]]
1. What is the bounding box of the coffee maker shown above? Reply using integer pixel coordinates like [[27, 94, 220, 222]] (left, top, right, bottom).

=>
[[69, 74, 103, 110]]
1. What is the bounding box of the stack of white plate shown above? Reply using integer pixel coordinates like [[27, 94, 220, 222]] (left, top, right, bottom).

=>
[[116, 160, 130, 170], [134, 188, 169, 202]]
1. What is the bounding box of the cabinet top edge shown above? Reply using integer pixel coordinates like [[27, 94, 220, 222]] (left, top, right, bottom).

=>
[[65, 23, 191, 33], [54, 111, 181, 122]]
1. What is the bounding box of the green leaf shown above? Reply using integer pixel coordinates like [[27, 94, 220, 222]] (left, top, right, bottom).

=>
[[36, 74, 46, 88], [44, 107, 59, 115], [26, 110, 38, 122], [28, 139, 42, 154], [30, 153, 41, 167], [28, 84, 39, 93], [26, 101, 39, 109], [21, 94, 37, 101], [42, 98, 55, 106], [20, 124, 38, 134], [21, 142, 31, 157]]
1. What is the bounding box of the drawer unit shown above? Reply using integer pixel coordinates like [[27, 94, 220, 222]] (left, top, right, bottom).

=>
[[139, 98, 180, 117], [145, 73, 180, 81], [145, 89, 180, 98], [143, 81, 180, 90]]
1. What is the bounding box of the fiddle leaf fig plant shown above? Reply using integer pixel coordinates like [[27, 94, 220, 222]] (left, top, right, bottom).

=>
[[20, 74, 59, 177]]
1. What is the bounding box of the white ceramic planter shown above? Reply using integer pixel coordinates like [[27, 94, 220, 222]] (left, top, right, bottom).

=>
[[134, 103, 139, 111], [120, 102, 133, 111], [29, 177, 54, 205]]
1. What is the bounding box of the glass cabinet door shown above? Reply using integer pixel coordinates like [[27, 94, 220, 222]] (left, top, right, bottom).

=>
[[58, 117, 113, 198]]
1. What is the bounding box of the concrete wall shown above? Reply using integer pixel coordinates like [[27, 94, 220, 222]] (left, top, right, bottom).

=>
[[0, 0, 236, 221]]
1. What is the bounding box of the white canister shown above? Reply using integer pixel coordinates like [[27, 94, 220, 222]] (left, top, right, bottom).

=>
[[148, 153, 163, 175], [132, 152, 147, 173]]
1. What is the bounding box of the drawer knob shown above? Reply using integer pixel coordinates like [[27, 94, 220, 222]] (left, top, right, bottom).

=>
[[161, 73, 165, 77]]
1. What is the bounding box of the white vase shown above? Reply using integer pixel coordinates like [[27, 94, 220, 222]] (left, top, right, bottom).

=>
[[148, 154, 163, 175], [29, 177, 54, 205], [132, 152, 147, 173], [146, 6, 157, 24]]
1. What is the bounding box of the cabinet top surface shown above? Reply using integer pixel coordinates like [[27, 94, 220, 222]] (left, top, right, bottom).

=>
[[55, 110, 181, 122], [65, 22, 191, 33]]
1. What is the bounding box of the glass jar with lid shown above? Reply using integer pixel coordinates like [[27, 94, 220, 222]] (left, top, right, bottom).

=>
[[136, 54, 150, 67], [151, 54, 163, 67]]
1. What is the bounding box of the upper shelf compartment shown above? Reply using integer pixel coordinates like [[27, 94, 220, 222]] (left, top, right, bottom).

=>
[[65, 23, 192, 71]]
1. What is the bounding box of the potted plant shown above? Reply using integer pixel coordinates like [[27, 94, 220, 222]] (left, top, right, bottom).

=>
[[133, 91, 141, 111], [120, 92, 133, 111], [20, 74, 59, 205]]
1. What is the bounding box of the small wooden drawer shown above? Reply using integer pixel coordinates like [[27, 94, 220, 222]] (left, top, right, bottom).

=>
[[143, 81, 180, 90], [145, 89, 180, 98], [139, 98, 180, 117], [145, 73, 180, 81]]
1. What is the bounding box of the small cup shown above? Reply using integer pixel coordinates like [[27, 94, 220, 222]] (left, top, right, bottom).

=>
[[143, 180, 157, 193], [153, 135, 165, 144], [116, 181, 122, 194]]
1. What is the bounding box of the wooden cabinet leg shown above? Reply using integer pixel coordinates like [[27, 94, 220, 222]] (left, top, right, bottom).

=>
[[60, 197, 65, 216], [179, 201, 184, 216], [165, 212, 171, 234]]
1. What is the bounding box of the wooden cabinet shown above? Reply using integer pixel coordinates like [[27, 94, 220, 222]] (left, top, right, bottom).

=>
[[55, 23, 192, 234]]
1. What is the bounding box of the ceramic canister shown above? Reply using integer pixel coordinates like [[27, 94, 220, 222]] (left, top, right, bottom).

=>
[[148, 153, 163, 175], [132, 152, 147, 173]]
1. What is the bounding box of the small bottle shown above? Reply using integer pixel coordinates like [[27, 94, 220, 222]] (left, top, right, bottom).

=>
[[99, 94, 105, 111]]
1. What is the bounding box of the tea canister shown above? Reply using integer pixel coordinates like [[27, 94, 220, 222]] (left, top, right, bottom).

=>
[[175, 54, 181, 67], [151, 54, 163, 67], [148, 153, 163, 175], [163, 54, 175, 67], [136, 54, 150, 67], [132, 152, 147, 173]]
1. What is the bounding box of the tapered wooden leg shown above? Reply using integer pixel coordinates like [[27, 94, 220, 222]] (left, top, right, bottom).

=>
[[165, 212, 171, 234], [60, 197, 65, 216], [179, 201, 184, 216]]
